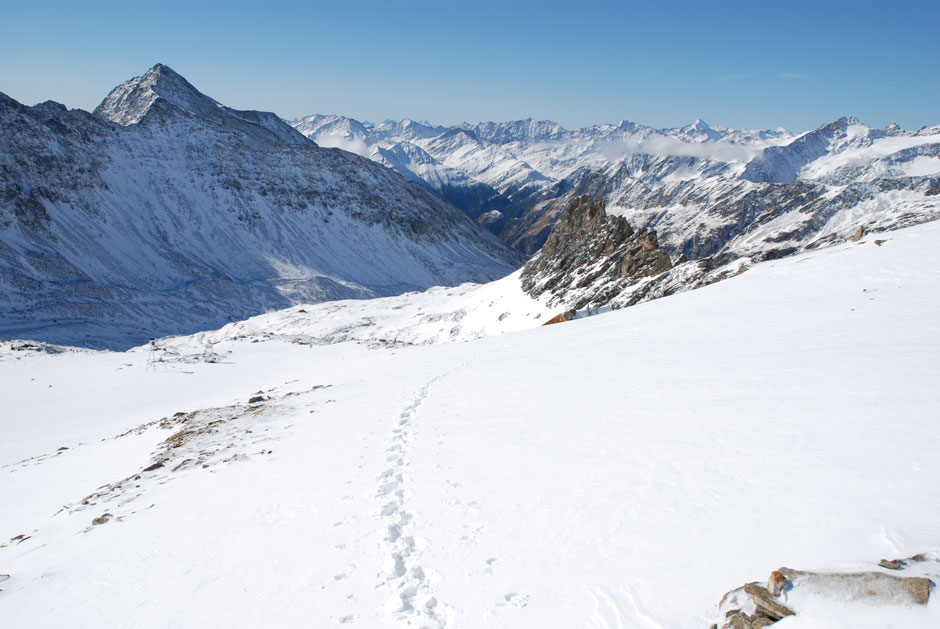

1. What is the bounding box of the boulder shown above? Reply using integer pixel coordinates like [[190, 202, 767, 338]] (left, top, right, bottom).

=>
[[778, 567, 932, 605], [743, 583, 795, 620]]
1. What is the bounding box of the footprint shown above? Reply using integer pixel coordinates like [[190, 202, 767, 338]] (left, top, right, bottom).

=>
[[499, 592, 529, 608], [391, 553, 407, 577]]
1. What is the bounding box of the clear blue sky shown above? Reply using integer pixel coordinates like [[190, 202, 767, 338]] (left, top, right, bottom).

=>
[[1, 0, 938, 133]]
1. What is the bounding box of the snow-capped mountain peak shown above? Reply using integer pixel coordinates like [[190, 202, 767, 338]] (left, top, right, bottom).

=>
[[94, 63, 215, 126], [95, 63, 309, 145]]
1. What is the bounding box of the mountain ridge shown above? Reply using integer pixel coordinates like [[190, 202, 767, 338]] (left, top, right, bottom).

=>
[[0, 65, 521, 349]]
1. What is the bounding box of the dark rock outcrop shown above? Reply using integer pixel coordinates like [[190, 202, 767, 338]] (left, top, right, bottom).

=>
[[520, 195, 672, 311]]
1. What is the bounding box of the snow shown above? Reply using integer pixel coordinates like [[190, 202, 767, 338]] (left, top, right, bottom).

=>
[[158, 269, 552, 349], [2, 219, 939, 627]]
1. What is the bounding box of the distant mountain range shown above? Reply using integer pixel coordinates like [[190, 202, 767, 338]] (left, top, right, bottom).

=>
[[291, 110, 940, 315], [290, 112, 940, 258], [0, 64, 521, 348]]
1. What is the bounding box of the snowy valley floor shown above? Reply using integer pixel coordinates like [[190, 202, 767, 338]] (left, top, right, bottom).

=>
[[2, 223, 940, 628]]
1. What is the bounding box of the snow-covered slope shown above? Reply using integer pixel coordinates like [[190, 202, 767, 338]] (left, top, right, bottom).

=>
[[0, 65, 521, 349], [2, 220, 939, 627]]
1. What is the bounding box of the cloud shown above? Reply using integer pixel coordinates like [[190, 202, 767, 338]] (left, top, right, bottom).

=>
[[594, 136, 765, 163], [311, 133, 371, 158]]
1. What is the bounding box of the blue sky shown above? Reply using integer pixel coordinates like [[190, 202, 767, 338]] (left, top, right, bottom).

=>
[[1, 0, 937, 132]]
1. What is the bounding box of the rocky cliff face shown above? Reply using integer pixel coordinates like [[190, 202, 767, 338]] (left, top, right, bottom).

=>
[[520, 196, 672, 311], [0, 65, 522, 349]]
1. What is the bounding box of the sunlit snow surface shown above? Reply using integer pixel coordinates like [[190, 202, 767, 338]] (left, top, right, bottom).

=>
[[2, 222, 939, 628]]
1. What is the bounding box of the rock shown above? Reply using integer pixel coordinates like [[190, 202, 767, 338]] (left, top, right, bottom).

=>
[[879, 559, 905, 570], [248, 395, 267, 404], [874, 239, 886, 246], [722, 611, 778, 629], [541, 310, 576, 326], [724, 612, 751, 628], [520, 195, 672, 311], [91, 513, 112, 526], [743, 583, 795, 620], [768, 570, 788, 596], [778, 567, 932, 605], [850, 225, 866, 241]]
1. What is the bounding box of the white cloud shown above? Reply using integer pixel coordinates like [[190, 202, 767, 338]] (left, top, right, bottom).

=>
[[311, 133, 371, 158], [594, 136, 765, 163]]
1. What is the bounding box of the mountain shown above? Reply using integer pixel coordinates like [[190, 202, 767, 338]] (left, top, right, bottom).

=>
[[293, 108, 937, 314], [516, 116, 940, 314], [0, 65, 522, 349], [289, 114, 799, 251], [289, 112, 940, 281]]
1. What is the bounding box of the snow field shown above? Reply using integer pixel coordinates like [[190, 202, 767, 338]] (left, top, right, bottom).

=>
[[1, 221, 939, 627]]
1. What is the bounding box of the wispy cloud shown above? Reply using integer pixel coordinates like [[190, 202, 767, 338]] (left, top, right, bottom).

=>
[[718, 74, 753, 82], [595, 136, 765, 163], [781, 73, 813, 80]]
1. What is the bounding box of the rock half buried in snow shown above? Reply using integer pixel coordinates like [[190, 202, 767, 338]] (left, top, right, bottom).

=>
[[713, 560, 935, 628], [878, 552, 928, 571], [715, 582, 794, 629], [742, 583, 795, 620], [777, 566, 931, 605]]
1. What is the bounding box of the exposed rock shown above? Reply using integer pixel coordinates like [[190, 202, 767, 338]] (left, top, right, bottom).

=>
[[768, 570, 788, 597], [743, 583, 795, 620], [714, 558, 937, 628], [874, 239, 886, 246], [248, 395, 268, 404], [850, 225, 866, 241], [541, 310, 576, 326], [520, 195, 672, 311], [778, 567, 932, 605], [91, 513, 112, 526], [724, 612, 751, 628], [142, 460, 165, 472]]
